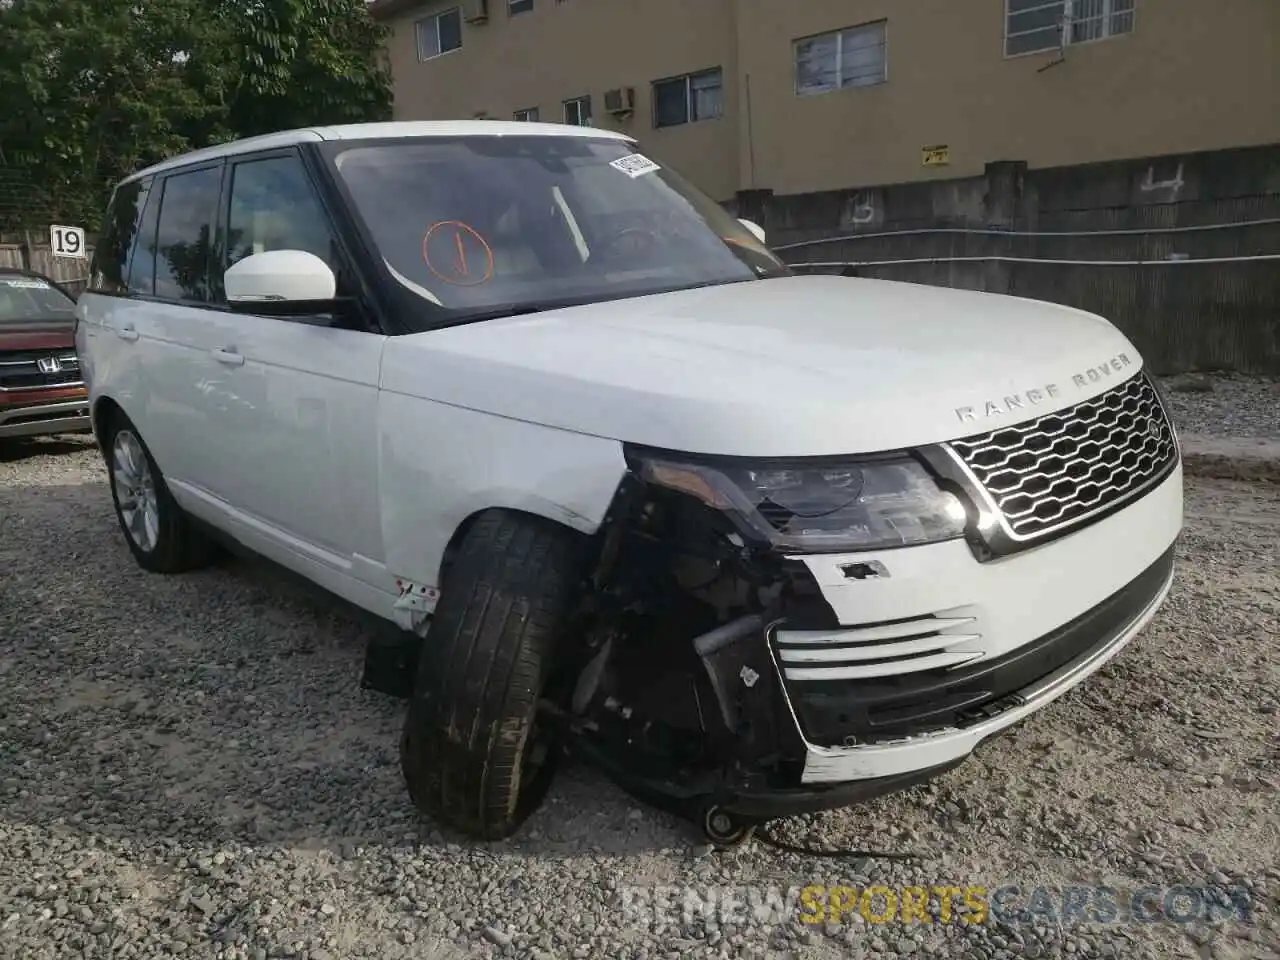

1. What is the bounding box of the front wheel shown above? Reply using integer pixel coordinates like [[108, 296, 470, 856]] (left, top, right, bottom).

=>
[[104, 413, 215, 574], [400, 509, 582, 840]]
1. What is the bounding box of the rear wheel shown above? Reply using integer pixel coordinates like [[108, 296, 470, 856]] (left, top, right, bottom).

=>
[[104, 412, 215, 573], [400, 509, 582, 840]]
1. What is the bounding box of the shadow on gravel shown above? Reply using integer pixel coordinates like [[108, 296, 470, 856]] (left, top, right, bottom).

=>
[[0, 434, 95, 462], [0, 479, 690, 863]]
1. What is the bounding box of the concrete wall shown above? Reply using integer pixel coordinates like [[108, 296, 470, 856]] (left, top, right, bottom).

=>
[[735, 0, 1280, 195], [376, 0, 1280, 200], [769, 145, 1280, 376]]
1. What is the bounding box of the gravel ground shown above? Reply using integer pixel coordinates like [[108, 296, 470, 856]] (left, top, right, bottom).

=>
[[1, 433, 1278, 960], [1156, 374, 1280, 441]]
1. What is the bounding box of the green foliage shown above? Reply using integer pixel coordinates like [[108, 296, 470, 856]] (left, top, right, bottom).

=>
[[0, 0, 392, 234]]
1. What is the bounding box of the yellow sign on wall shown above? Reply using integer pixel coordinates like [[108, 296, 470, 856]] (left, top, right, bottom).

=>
[[922, 144, 950, 166]]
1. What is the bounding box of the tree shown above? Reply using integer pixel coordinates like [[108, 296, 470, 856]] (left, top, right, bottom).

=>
[[221, 0, 394, 139], [0, 0, 392, 233]]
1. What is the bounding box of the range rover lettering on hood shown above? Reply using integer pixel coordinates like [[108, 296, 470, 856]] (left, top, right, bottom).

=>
[[954, 352, 1135, 424]]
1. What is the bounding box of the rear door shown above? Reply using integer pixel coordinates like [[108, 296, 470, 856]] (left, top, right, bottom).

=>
[[120, 161, 230, 493]]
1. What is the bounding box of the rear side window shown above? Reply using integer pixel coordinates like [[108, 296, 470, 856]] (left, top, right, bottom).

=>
[[90, 178, 152, 294], [151, 165, 222, 303]]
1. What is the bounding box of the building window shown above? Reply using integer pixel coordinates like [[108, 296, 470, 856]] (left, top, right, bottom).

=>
[[509, 0, 533, 14], [563, 96, 591, 126], [514, 107, 539, 121], [794, 21, 886, 96], [1005, 0, 1135, 57], [416, 7, 462, 61], [652, 68, 723, 129]]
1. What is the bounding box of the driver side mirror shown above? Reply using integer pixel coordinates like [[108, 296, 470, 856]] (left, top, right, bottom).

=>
[[738, 218, 766, 244], [224, 250, 338, 319]]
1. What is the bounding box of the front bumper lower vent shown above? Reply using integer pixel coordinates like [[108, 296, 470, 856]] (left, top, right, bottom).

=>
[[948, 373, 1178, 544]]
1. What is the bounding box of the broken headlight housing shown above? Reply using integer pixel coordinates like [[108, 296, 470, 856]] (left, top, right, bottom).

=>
[[629, 449, 969, 553]]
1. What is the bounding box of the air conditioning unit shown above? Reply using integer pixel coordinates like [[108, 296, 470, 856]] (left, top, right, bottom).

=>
[[463, 0, 488, 23], [603, 87, 636, 117]]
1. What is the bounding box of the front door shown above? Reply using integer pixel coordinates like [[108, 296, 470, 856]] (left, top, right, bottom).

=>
[[192, 149, 386, 576]]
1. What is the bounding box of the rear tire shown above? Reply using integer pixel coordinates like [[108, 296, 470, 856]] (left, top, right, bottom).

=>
[[104, 411, 215, 574], [400, 509, 582, 840]]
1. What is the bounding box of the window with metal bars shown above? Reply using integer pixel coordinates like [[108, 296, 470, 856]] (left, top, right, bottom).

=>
[[1005, 0, 1135, 57], [793, 21, 887, 97]]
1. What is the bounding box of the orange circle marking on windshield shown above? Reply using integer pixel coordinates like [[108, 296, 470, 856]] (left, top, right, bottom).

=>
[[422, 220, 494, 286]]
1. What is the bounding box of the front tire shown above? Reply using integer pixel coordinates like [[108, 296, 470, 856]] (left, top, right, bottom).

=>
[[104, 412, 214, 574], [400, 509, 582, 841]]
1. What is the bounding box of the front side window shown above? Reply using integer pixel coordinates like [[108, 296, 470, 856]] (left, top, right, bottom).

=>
[[416, 7, 462, 61], [325, 135, 788, 329], [794, 21, 887, 96], [225, 154, 338, 272], [1005, 0, 1135, 56], [653, 68, 723, 128], [563, 96, 591, 126], [0, 273, 76, 325], [151, 166, 222, 303]]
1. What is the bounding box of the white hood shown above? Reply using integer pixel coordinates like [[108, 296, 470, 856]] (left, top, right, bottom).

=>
[[380, 275, 1144, 457]]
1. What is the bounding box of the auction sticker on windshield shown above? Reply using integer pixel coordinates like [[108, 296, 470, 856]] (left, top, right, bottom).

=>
[[609, 154, 662, 179], [0, 278, 50, 289]]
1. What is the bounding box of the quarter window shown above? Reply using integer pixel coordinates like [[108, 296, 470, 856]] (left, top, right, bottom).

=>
[[652, 68, 723, 128], [126, 183, 161, 296], [416, 7, 462, 61], [794, 21, 887, 96], [563, 96, 591, 126], [514, 107, 540, 122], [1005, 0, 1135, 56], [151, 166, 221, 303], [90, 178, 151, 294]]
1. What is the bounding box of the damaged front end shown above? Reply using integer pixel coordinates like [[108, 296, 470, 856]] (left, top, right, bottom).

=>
[[546, 445, 972, 842]]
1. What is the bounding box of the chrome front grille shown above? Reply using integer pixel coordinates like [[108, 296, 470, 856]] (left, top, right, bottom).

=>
[[949, 373, 1177, 542], [772, 615, 983, 682], [0, 350, 81, 390]]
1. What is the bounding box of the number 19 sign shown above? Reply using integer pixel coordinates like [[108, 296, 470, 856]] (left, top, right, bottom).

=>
[[50, 224, 87, 259]]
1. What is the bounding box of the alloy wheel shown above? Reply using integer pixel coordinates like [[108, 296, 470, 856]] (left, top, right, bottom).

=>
[[112, 429, 160, 553]]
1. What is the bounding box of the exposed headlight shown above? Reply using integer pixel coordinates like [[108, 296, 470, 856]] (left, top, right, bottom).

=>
[[630, 450, 968, 552]]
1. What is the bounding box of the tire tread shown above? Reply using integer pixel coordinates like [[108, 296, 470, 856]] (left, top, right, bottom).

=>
[[401, 509, 579, 839]]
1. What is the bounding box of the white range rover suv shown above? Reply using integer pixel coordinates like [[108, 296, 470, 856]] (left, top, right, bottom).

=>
[[77, 121, 1183, 846]]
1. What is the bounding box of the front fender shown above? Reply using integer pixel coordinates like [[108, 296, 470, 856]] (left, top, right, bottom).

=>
[[377, 391, 628, 610]]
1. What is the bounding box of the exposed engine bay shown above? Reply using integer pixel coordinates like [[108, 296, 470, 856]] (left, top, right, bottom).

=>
[[543, 471, 846, 843]]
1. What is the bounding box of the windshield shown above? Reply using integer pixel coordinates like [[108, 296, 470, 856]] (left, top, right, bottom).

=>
[[326, 135, 788, 325], [0, 274, 75, 325]]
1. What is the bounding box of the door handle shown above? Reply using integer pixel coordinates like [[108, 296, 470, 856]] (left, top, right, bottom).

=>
[[211, 347, 245, 367], [115, 323, 139, 342]]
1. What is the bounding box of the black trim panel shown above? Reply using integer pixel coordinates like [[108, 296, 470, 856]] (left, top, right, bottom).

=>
[[780, 544, 1176, 747]]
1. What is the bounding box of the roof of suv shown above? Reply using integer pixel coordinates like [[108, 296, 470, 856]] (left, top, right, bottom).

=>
[[122, 120, 636, 184]]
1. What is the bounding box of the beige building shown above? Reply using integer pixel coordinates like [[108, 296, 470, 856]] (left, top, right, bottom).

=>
[[369, 0, 1279, 202]]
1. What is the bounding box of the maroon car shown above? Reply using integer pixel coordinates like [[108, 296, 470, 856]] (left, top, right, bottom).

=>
[[0, 267, 90, 441]]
